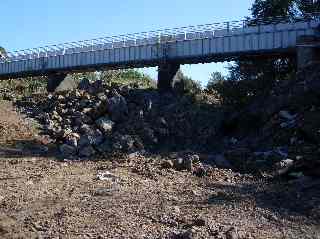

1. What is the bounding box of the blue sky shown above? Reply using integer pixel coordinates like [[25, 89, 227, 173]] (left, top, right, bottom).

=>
[[1, 0, 254, 85]]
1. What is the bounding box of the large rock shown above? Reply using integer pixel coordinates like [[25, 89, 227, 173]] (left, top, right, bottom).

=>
[[78, 79, 104, 94], [108, 92, 128, 122], [275, 159, 294, 176], [91, 100, 109, 119], [79, 132, 104, 147], [112, 134, 135, 152], [173, 157, 193, 171], [79, 125, 104, 146], [78, 78, 91, 91], [95, 117, 115, 134], [65, 133, 80, 147]]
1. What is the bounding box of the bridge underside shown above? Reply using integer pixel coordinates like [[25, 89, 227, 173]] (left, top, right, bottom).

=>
[[0, 48, 298, 79], [0, 49, 299, 92]]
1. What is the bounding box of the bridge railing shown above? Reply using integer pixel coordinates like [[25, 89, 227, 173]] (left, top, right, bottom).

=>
[[1, 12, 320, 63]]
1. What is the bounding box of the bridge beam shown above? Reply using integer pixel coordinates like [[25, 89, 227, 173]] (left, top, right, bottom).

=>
[[47, 73, 67, 92], [157, 63, 181, 92]]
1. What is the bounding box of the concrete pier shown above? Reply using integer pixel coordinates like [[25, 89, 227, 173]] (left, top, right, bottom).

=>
[[47, 73, 67, 92], [157, 63, 180, 92]]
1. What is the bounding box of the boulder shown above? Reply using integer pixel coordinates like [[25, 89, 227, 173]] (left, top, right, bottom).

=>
[[173, 158, 185, 171], [112, 134, 135, 152], [78, 78, 91, 91], [173, 157, 193, 171], [91, 100, 109, 119], [95, 117, 115, 134], [78, 125, 104, 146], [91, 80, 104, 94], [108, 93, 128, 122], [279, 110, 296, 121], [84, 132, 104, 146], [65, 133, 80, 147], [161, 159, 174, 169], [183, 157, 193, 172]]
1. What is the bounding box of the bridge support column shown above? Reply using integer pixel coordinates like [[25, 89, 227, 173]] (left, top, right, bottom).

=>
[[157, 63, 181, 92], [47, 73, 67, 92], [297, 36, 320, 70]]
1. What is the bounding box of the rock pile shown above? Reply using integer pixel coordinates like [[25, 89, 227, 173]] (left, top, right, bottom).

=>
[[221, 63, 320, 178], [14, 62, 320, 179], [0, 88, 16, 101], [18, 79, 221, 159]]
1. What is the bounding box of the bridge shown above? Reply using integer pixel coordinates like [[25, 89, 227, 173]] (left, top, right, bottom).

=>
[[0, 14, 320, 91]]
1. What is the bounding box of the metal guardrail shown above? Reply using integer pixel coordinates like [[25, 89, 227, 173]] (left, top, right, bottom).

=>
[[1, 12, 320, 63]]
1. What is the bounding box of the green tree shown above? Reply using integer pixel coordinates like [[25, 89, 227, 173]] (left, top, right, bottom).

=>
[[175, 70, 202, 94], [220, 0, 311, 107], [68, 69, 155, 89], [296, 0, 320, 14], [100, 69, 155, 88], [250, 0, 296, 21], [0, 46, 7, 58], [207, 72, 226, 91]]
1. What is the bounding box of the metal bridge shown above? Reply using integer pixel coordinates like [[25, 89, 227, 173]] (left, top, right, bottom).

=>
[[0, 14, 319, 91]]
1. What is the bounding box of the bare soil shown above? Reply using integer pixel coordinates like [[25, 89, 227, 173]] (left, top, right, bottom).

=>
[[0, 100, 319, 239]]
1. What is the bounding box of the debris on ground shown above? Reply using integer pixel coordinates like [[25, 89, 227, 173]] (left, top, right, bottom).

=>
[[16, 79, 222, 160]]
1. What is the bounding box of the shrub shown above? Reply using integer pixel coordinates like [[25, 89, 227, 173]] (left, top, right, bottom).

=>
[[175, 70, 202, 94], [100, 69, 156, 88]]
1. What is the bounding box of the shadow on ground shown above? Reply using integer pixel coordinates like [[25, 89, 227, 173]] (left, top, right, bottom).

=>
[[200, 180, 320, 222], [0, 139, 58, 159]]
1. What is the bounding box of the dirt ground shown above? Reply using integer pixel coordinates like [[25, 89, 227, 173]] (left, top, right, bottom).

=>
[[0, 100, 320, 239]]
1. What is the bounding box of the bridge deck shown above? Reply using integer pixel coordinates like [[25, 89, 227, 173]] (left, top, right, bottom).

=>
[[0, 15, 319, 79]]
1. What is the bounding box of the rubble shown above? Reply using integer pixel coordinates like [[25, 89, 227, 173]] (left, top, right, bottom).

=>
[[225, 227, 239, 239], [219, 63, 320, 178], [12, 63, 320, 179], [17, 78, 221, 159], [0, 88, 16, 101], [96, 171, 118, 182]]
